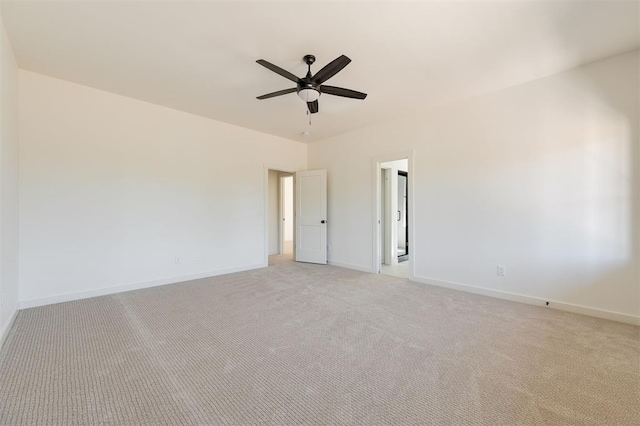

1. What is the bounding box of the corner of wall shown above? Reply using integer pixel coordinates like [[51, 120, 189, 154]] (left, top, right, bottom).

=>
[[0, 11, 21, 345], [0, 303, 18, 350]]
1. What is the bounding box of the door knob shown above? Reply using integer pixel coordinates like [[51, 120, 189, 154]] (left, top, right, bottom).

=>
[[321, 220, 326, 224]]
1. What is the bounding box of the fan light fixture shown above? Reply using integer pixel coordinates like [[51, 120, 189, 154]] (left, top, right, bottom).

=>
[[256, 54, 367, 115], [298, 88, 320, 102]]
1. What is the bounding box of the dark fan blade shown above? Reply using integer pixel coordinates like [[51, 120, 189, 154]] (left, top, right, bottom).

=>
[[257, 88, 297, 100], [307, 100, 319, 114], [312, 55, 351, 84], [256, 59, 300, 83], [320, 85, 367, 100]]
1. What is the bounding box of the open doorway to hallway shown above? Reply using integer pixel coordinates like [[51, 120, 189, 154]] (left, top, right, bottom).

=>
[[280, 175, 294, 256], [268, 170, 294, 265], [379, 159, 409, 278]]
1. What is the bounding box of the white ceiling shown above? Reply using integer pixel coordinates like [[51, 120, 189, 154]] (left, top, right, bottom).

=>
[[2, 0, 638, 143]]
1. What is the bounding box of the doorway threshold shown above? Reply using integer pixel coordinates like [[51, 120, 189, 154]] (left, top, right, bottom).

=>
[[381, 262, 409, 279], [268, 254, 293, 266]]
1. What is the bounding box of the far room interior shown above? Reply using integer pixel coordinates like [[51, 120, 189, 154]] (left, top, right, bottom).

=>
[[0, 1, 638, 425], [379, 158, 410, 278], [268, 170, 294, 262]]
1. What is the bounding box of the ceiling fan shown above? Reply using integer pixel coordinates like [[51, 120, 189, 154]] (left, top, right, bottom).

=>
[[256, 54, 367, 114]]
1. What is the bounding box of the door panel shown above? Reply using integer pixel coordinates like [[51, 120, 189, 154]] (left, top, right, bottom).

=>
[[295, 170, 327, 264]]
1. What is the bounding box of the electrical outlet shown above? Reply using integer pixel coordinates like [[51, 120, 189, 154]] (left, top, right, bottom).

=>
[[497, 265, 506, 276], [175, 256, 181, 265]]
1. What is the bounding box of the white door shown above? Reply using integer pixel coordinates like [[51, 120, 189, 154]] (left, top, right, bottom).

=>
[[295, 169, 327, 264]]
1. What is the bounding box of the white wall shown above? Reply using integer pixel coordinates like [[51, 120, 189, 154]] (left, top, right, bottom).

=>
[[19, 71, 307, 305], [0, 12, 19, 343], [268, 170, 279, 255], [309, 51, 640, 324]]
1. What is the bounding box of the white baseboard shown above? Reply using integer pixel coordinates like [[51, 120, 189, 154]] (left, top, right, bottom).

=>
[[328, 260, 375, 273], [19, 263, 265, 310], [412, 275, 640, 326], [0, 304, 19, 349], [15, 263, 639, 327]]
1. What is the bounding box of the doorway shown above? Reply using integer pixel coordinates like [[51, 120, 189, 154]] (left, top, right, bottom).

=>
[[280, 175, 294, 256], [377, 158, 410, 278], [265, 167, 328, 267], [268, 170, 294, 264]]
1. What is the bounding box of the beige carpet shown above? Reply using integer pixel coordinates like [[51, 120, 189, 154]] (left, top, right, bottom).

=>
[[0, 259, 638, 425]]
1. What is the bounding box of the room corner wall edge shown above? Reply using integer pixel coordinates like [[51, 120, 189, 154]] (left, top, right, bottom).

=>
[[18, 263, 266, 310], [0, 304, 19, 350], [411, 275, 640, 326]]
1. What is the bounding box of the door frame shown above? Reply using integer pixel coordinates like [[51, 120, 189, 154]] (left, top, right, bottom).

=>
[[397, 170, 409, 263], [380, 168, 389, 265], [371, 151, 415, 278], [263, 165, 296, 267]]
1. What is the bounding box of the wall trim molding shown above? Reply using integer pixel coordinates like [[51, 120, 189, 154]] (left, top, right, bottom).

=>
[[411, 275, 640, 326], [18, 263, 265, 310], [328, 260, 374, 273], [0, 304, 19, 350]]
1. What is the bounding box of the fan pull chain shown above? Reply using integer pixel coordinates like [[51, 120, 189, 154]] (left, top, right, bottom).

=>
[[307, 109, 311, 126]]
